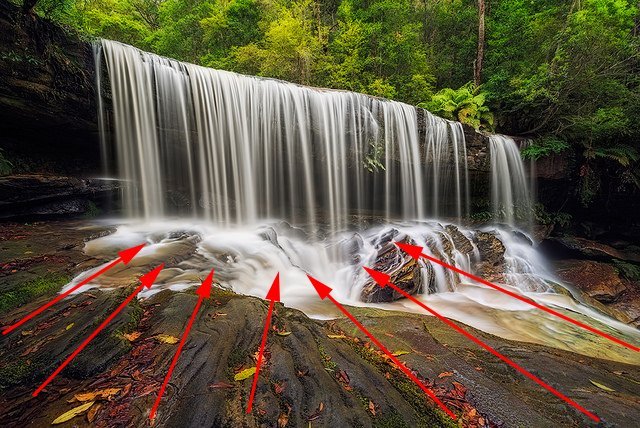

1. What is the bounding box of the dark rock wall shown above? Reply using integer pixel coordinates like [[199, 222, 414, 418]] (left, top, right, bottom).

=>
[[0, 0, 99, 175]]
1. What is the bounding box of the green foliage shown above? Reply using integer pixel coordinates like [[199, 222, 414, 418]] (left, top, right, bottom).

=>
[[521, 137, 570, 160], [0, 148, 13, 176], [613, 260, 640, 281], [363, 140, 385, 173], [422, 83, 494, 131], [534, 203, 572, 227]]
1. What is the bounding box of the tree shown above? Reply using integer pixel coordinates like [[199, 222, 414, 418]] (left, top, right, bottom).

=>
[[474, 0, 485, 86]]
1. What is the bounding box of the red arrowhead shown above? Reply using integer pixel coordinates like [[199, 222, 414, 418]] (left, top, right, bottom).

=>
[[395, 242, 424, 260], [196, 269, 215, 299], [363, 267, 390, 287], [306, 275, 332, 300], [265, 273, 280, 302], [118, 244, 146, 264], [139, 264, 164, 289]]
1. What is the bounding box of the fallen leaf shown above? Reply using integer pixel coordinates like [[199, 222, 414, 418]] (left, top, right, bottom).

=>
[[21, 330, 33, 336], [86, 403, 102, 423], [52, 401, 95, 424], [307, 401, 325, 421], [277, 331, 292, 336], [327, 334, 347, 339], [589, 380, 615, 392], [274, 382, 286, 394], [154, 334, 179, 344], [65, 323, 74, 331], [438, 371, 454, 378], [277, 412, 289, 427], [368, 400, 376, 416], [121, 383, 132, 397], [209, 381, 235, 389], [296, 368, 309, 377], [234, 367, 256, 381], [123, 332, 141, 342], [73, 388, 121, 402], [392, 350, 410, 356]]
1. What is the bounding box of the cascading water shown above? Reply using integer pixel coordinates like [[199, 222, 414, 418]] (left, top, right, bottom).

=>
[[100, 40, 469, 229], [489, 135, 533, 227], [73, 40, 638, 362]]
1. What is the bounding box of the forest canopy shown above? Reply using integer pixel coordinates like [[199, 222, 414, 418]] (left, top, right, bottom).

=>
[[19, 0, 640, 205]]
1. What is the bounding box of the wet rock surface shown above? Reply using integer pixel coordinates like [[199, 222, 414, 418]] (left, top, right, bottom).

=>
[[0, 175, 121, 220], [472, 231, 506, 282], [360, 235, 429, 303], [556, 260, 627, 303]]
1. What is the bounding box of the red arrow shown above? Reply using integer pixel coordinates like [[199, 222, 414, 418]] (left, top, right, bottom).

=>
[[363, 266, 600, 423], [149, 269, 215, 420], [395, 241, 640, 353], [306, 274, 457, 421], [246, 273, 280, 414], [32, 264, 163, 397], [3, 243, 146, 336]]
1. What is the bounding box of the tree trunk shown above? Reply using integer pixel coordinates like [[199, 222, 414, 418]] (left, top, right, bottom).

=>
[[22, 0, 38, 14], [474, 0, 486, 86]]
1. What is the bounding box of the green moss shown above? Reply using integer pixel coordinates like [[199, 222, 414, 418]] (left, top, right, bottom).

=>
[[0, 360, 33, 391], [350, 341, 457, 428], [0, 274, 69, 315], [83, 201, 102, 218]]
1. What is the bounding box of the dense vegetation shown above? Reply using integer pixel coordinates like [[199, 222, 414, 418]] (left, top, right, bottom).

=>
[[16, 0, 640, 206]]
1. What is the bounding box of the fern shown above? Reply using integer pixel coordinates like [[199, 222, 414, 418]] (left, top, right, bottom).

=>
[[421, 82, 494, 131]]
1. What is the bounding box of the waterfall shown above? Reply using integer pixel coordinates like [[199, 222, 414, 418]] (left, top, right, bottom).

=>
[[489, 135, 533, 227], [98, 40, 470, 231]]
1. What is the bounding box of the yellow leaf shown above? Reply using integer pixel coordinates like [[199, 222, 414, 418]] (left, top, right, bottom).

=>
[[52, 401, 95, 425], [234, 367, 256, 381], [154, 334, 179, 344], [589, 380, 615, 392], [21, 330, 33, 336], [392, 350, 410, 356], [66, 323, 74, 331], [277, 331, 292, 336], [73, 388, 121, 402], [123, 332, 141, 342], [327, 334, 346, 339]]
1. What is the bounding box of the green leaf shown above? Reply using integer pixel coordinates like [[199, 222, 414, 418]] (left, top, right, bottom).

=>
[[589, 380, 614, 392], [234, 367, 256, 381]]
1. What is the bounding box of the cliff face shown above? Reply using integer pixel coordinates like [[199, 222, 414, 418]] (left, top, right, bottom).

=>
[[0, 1, 99, 174]]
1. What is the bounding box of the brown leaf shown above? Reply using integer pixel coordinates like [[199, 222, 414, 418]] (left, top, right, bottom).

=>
[[296, 368, 309, 378], [307, 401, 325, 421], [121, 383, 132, 398], [86, 403, 102, 423], [123, 332, 141, 342], [438, 371, 454, 378], [209, 381, 235, 389], [337, 370, 350, 385], [73, 388, 121, 402], [368, 400, 376, 416], [274, 382, 286, 395], [277, 412, 289, 427]]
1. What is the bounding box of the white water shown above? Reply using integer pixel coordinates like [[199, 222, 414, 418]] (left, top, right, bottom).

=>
[[82, 40, 640, 362], [490, 135, 533, 226]]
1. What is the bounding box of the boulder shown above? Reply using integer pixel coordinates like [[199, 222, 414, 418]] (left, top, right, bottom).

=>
[[360, 237, 433, 303], [472, 231, 506, 282], [555, 260, 627, 303]]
